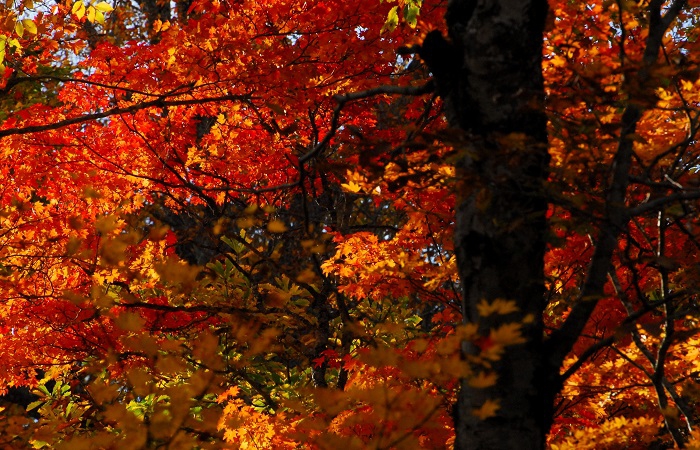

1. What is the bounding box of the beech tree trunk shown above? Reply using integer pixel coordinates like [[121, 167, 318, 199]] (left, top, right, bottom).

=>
[[444, 1, 554, 448]]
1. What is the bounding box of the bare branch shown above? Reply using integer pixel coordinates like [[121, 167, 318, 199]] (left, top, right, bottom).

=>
[[298, 82, 433, 164], [628, 190, 700, 216]]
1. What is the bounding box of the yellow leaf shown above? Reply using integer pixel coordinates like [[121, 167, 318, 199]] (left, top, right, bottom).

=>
[[661, 405, 680, 419], [455, 323, 478, 341], [296, 268, 317, 284], [93, 1, 113, 12], [479, 343, 505, 362], [155, 355, 187, 374], [155, 259, 200, 291], [87, 5, 96, 22], [63, 290, 86, 305], [75, 2, 85, 19], [412, 338, 429, 353], [236, 216, 255, 228], [472, 399, 500, 420], [341, 181, 362, 193], [21, 19, 36, 34], [103, 403, 129, 423], [490, 322, 526, 346], [95, 10, 105, 24], [549, 54, 567, 68], [82, 185, 102, 198], [95, 214, 119, 234], [99, 238, 128, 265], [476, 299, 519, 316], [14, 21, 23, 37], [468, 371, 497, 389], [115, 312, 145, 331], [88, 379, 120, 403], [148, 224, 169, 240], [267, 220, 287, 233], [381, 6, 399, 33], [71, 0, 83, 13], [126, 367, 152, 397], [192, 331, 219, 361]]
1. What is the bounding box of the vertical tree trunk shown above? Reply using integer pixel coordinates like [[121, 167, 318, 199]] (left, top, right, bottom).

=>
[[443, 1, 553, 448]]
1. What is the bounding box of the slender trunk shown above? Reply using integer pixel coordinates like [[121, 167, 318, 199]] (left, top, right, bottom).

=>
[[443, 1, 553, 448]]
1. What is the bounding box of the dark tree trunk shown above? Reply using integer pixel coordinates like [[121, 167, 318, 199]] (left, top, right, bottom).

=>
[[440, 1, 554, 448]]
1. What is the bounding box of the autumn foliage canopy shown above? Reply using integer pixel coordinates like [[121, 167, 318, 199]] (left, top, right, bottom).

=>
[[0, 0, 699, 448]]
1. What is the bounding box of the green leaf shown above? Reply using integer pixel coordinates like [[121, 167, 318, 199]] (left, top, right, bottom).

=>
[[26, 400, 44, 412], [404, 315, 422, 326], [293, 298, 310, 307], [405, 5, 420, 28], [220, 235, 243, 253], [207, 260, 225, 276]]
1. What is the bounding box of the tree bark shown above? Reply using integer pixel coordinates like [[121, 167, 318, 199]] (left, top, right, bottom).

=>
[[443, 1, 553, 448]]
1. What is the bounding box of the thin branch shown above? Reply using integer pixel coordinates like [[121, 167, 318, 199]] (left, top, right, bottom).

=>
[[0, 75, 196, 97], [0, 94, 251, 138], [628, 190, 700, 216], [298, 82, 433, 164], [546, 0, 687, 368]]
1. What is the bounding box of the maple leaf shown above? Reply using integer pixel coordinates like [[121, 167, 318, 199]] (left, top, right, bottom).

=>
[[472, 399, 500, 420], [489, 323, 526, 347], [476, 299, 519, 317], [0, 0, 699, 447], [468, 371, 497, 389], [312, 356, 325, 369]]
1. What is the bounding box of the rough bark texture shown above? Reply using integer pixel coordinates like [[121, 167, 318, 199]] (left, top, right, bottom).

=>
[[442, 0, 690, 447], [442, 1, 553, 448]]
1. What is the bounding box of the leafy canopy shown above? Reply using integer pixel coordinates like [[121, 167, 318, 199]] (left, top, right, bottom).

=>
[[0, 0, 699, 449]]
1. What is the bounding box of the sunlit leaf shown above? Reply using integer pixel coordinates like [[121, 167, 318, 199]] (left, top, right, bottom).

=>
[[21, 19, 36, 34]]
